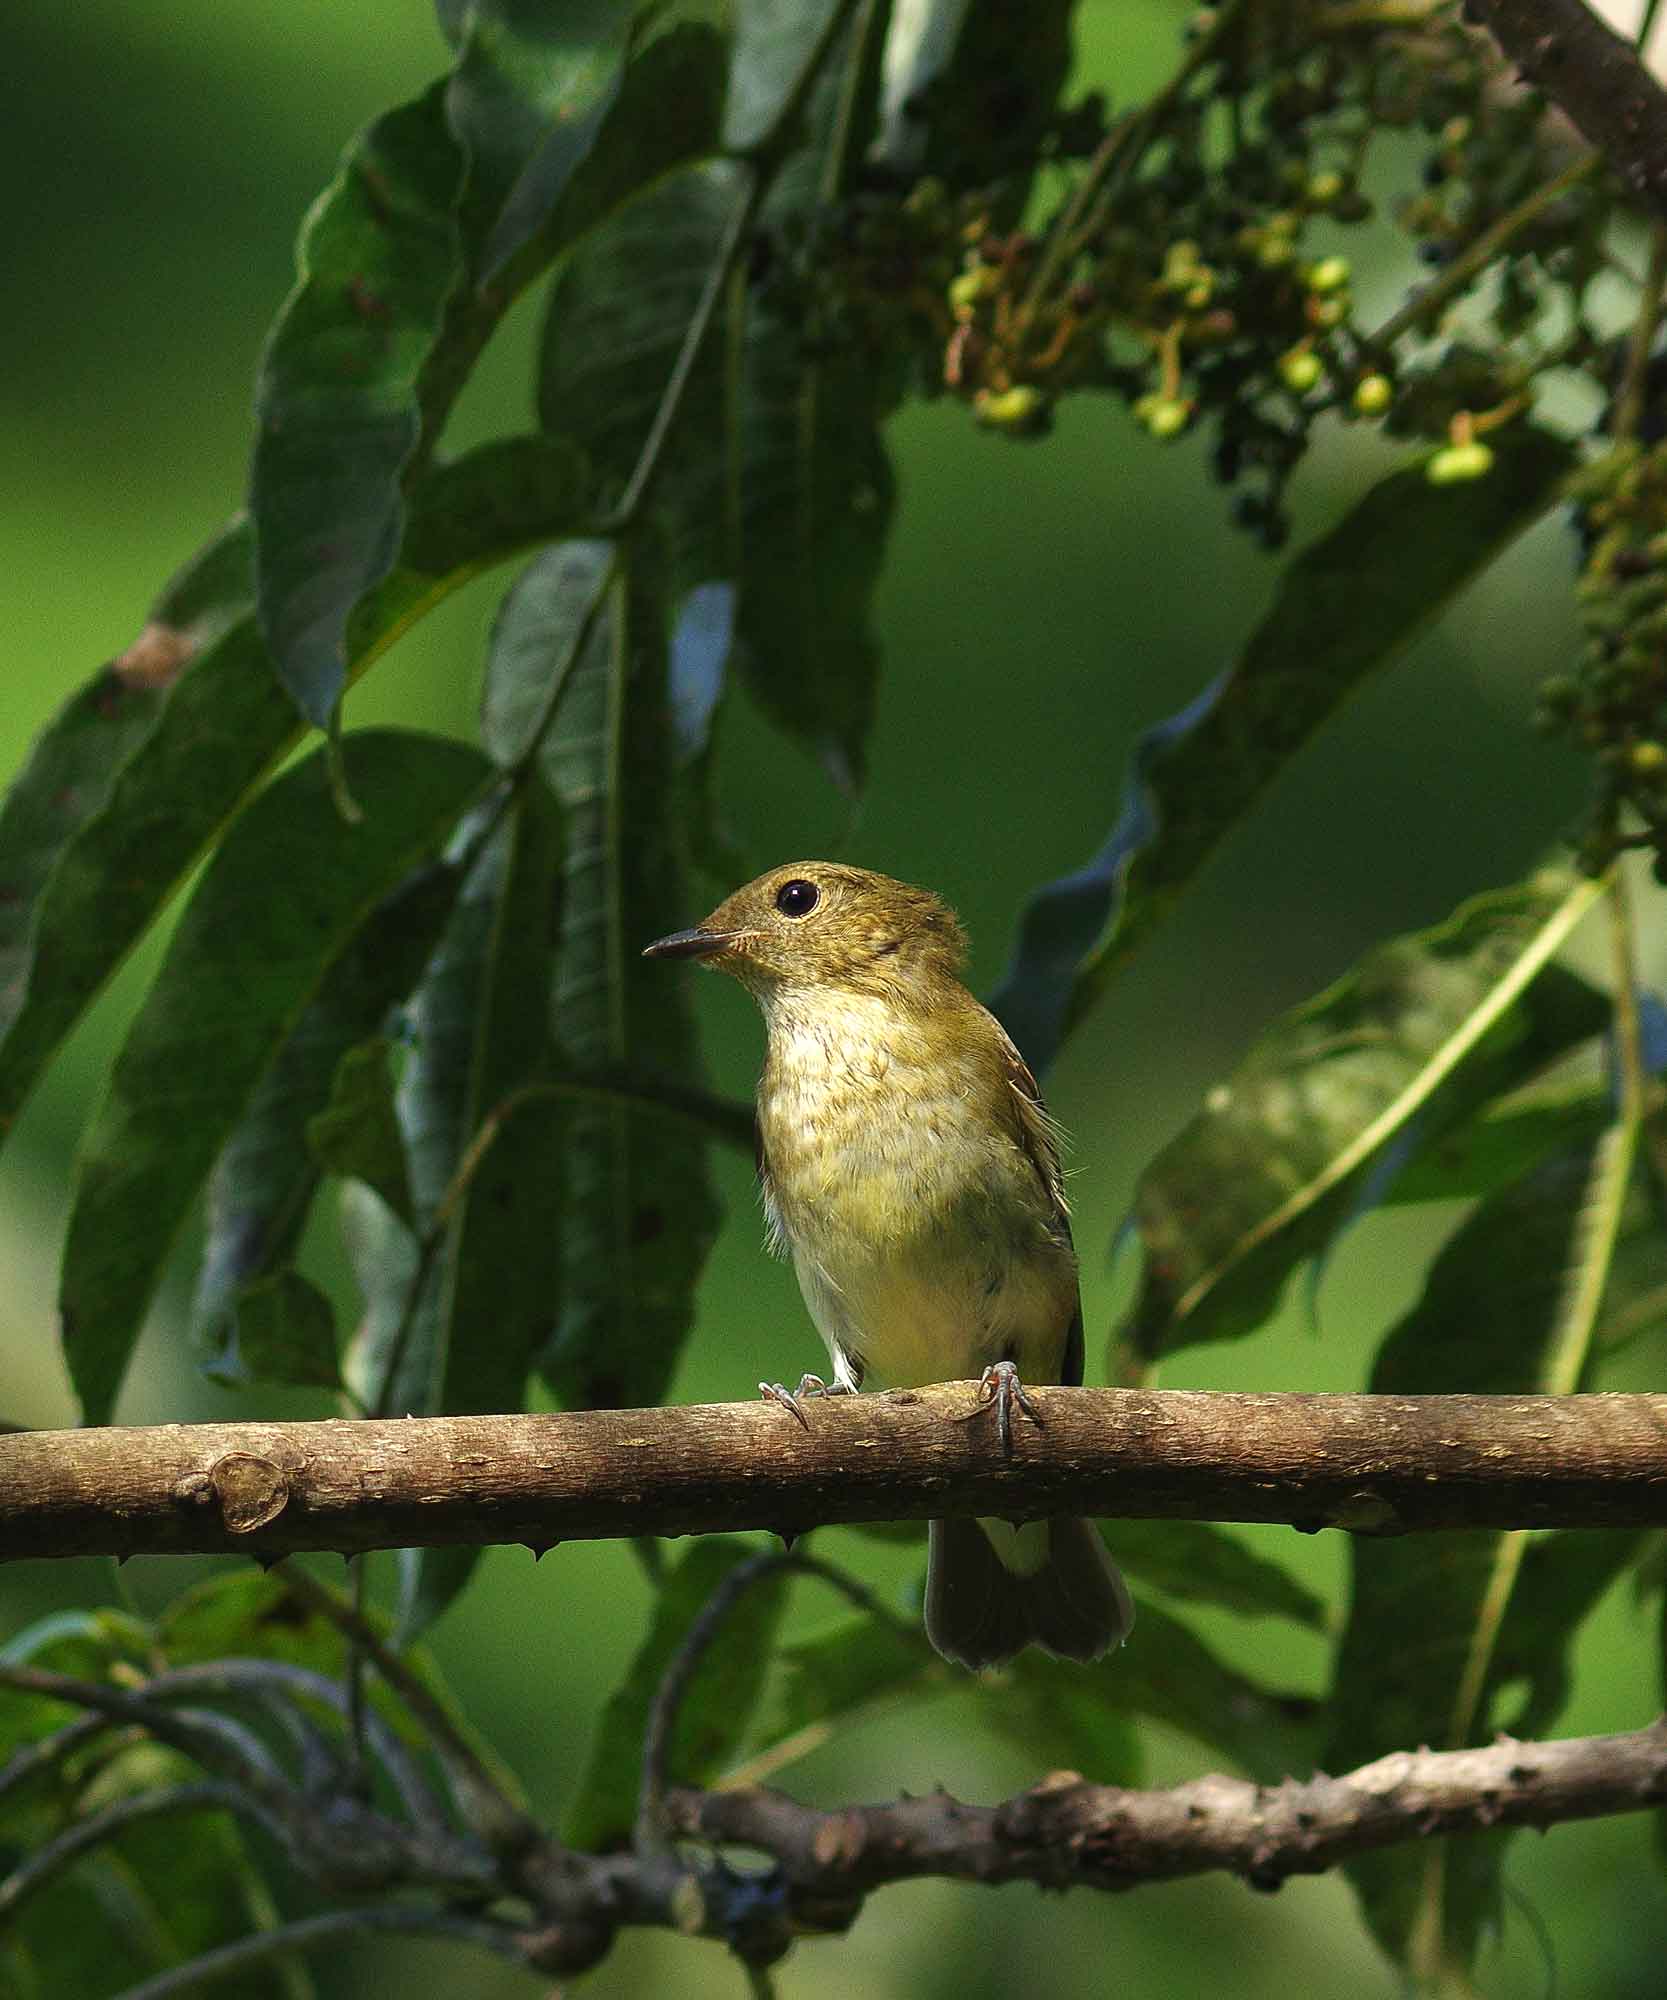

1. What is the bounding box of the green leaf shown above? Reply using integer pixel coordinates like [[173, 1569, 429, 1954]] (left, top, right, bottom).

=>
[[0, 434, 586, 1153], [59, 730, 491, 1423], [1324, 1143, 1632, 1983], [0, 518, 251, 1139], [192, 866, 457, 1377], [564, 1540, 788, 1850], [723, 0, 850, 152], [538, 0, 901, 784], [991, 1654, 1145, 1785], [991, 428, 1578, 1075], [485, 545, 723, 1411], [252, 84, 466, 725], [1118, 868, 1607, 1371], [305, 1037, 416, 1227], [743, 1611, 940, 1767], [1109, 1520, 1328, 1631], [206, 1272, 341, 1393], [1385, 1077, 1610, 1206], [374, 786, 568, 1634]]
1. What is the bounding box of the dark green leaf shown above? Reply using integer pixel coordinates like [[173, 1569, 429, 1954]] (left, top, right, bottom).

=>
[[991, 428, 1578, 1075], [192, 866, 457, 1377], [564, 1540, 788, 1850], [744, 1611, 939, 1762], [538, 1, 901, 785], [252, 84, 466, 725], [59, 731, 491, 1423], [991, 1654, 1145, 1785], [1071, 1600, 1318, 1785], [204, 1271, 341, 1393], [1325, 1144, 1624, 1980], [306, 1037, 416, 1226], [1109, 1521, 1328, 1631], [1385, 1078, 1609, 1206], [0, 436, 585, 1155], [374, 786, 567, 1634], [723, 0, 850, 152], [487, 547, 722, 1411], [1117, 869, 1607, 1371]]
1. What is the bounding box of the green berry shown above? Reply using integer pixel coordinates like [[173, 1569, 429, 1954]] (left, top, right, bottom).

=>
[[975, 385, 1048, 433], [1306, 169, 1345, 206], [1279, 349, 1322, 393], [1427, 441, 1495, 485], [949, 265, 1000, 314], [1306, 255, 1351, 294], [1141, 396, 1193, 439], [1353, 374, 1393, 416], [1630, 740, 1667, 779]]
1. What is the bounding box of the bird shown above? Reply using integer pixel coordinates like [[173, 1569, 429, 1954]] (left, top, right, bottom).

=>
[[643, 860, 1132, 1669]]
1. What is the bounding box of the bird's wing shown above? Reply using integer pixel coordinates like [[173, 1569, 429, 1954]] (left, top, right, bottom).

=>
[[993, 1017, 1085, 1387], [755, 1119, 788, 1257]]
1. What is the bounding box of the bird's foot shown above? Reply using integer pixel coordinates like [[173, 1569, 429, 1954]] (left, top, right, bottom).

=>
[[978, 1359, 1041, 1457], [759, 1373, 851, 1430]]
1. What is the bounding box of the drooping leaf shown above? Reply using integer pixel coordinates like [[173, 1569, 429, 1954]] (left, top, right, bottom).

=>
[[564, 1540, 789, 1850], [0, 434, 585, 1152], [374, 786, 568, 1635], [1108, 1520, 1328, 1631], [1117, 869, 1607, 1372], [991, 1653, 1145, 1786], [204, 1272, 341, 1394], [485, 544, 723, 1411], [1384, 1077, 1609, 1206], [990, 428, 1578, 1076], [305, 1037, 417, 1227], [538, 0, 902, 784], [59, 731, 491, 1423], [192, 866, 457, 1380], [742, 1610, 940, 1770], [1325, 1143, 1627, 1982], [252, 84, 467, 726]]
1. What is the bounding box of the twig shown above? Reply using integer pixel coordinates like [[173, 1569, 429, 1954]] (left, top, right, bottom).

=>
[[636, 1548, 794, 1855], [1365, 148, 1604, 355], [1608, 868, 1667, 1199], [667, 1718, 1667, 1896], [272, 1562, 534, 1854], [0, 1781, 254, 1926], [1612, 220, 1667, 445]]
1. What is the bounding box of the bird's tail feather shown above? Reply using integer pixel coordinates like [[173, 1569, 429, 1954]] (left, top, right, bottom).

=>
[[925, 1515, 1134, 1670]]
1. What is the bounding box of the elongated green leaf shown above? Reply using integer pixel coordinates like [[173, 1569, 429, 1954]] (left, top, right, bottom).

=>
[[743, 1611, 940, 1769], [993, 1655, 1144, 1785], [538, 0, 901, 784], [377, 786, 567, 1635], [0, 519, 251, 1136], [1324, 1143, 1625, 1982], [991, 428, 1578, 1075], [192, 866, 457, 1379], [206, 1271, 341, 1393], [1385, 1077, 1609, 1206], [252, 84, 466, 725], [1118, 869, 1607, 1371], [305, 1037, 416, 1228], [1109, 1521, 1328, 1631], [565, 1540, 788, 1850], [60, 731, 492, 1423], [0, 436, 585, 1152], [489, 546, 722, 1410]]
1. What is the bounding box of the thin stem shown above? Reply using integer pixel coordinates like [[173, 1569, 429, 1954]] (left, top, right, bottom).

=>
[[1613, 220, 1667, 445], [635, 1549, 794, 1857], [114, 1907, 528, 2000], [0, 1782, 251, 1926], [1366, 150, 1604, 355], [1607, 870, 1667, 1199]]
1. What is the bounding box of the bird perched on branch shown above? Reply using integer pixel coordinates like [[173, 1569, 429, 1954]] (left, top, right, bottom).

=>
[[644, 861, 1132, 1669]]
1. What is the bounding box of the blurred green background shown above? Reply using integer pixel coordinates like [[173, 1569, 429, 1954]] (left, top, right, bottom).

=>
[[2, 2, 1663, 1994]]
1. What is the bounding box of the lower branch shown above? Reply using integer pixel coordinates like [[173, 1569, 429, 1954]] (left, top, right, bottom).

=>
[[667, 1717, 1667, 1900], [3, 1387, 1665, 1563]]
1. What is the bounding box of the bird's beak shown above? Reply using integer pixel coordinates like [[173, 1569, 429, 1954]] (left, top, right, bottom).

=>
[[642, 926, 734, 961]]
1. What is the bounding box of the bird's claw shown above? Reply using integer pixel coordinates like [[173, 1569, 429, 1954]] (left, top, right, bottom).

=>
[[978, 1359, 1040, 1457], [760, 1373, 839, 1430]]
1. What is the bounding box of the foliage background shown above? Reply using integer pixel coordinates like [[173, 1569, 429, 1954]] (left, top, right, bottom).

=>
[[0, 1, 1662, 1993]]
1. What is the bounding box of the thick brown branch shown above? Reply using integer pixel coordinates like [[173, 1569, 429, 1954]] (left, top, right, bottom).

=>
[[666, 1718, 1667, 1900], [1468, 0, 1667, 215], [2, 1386, 1664, 1563]]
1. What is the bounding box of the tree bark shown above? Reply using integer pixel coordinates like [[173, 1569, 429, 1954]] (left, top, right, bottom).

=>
[[1469, 0, 1667, 214], [2, 1384, 1664, 1563]]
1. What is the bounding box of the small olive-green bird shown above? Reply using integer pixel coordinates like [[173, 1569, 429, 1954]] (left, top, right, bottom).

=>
[[644, 861, 1132, 1669]]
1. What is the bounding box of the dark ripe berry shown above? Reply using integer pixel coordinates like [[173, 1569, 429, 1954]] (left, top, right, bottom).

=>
[[1232, 492, 1266, 529], [1422, 158, 1449, 188], [1214, 435, 1243, 483], [1259, 511, 1291, 551], [1418, 240, 1450, 267]]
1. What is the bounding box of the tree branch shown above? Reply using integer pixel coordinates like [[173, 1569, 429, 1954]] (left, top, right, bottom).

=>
[[666, 1717, 1667, 1899], [1467, 0, 1667, 215], [2, 1386, 1664, 1563]]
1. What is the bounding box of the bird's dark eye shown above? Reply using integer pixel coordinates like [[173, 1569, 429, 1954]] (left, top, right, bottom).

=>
[[775, 878, 819, 918]]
